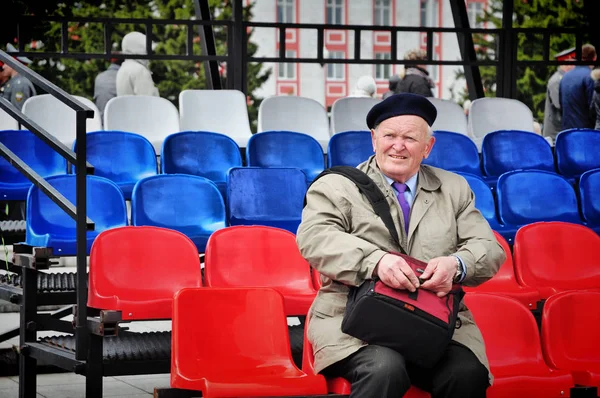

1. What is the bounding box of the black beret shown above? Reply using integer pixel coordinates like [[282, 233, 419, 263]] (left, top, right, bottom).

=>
[[366, 93, 437, 129]]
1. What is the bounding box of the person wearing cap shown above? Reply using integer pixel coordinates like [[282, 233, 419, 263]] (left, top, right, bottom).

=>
[[395, 48, 435, 97], [116, 31, 159, 97], [559, 44, 597, 130], [94, 56, 123, 119], [297, 93, 504, 398], [349, 75, 377, 98], [542, 47, 576, 143], [0, 43, 36, 111]]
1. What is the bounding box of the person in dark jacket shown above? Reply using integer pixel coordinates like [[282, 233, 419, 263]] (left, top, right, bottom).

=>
[[592, 68, 600, 130], [383, 74, 401, 99], [559, 44, 596, 130], [396, 49, 434, 97], [94, 56, 122, 119]]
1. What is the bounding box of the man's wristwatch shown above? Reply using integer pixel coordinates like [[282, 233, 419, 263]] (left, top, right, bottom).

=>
[[452, 256, 463, 283]]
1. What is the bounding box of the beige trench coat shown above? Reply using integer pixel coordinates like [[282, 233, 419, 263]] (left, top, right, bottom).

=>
[[296, 156, 506, 381]]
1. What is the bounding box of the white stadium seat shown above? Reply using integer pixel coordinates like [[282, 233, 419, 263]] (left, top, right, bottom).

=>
[[330, 97, 380, 134]]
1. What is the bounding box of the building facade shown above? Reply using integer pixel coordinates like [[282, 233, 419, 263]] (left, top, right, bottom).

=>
[[250, 0, 488, 108]]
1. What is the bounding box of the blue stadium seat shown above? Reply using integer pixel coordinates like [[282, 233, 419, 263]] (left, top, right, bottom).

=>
[[74, 131, 157, 200], [131, 174, 226, 253], [247, 131, 324, 182], [424, 131, 481, 175], [555, 128, 600, 180], [458, 173, 503, 231], [26, 175, 127, 255], [327, 130, 373, 168], [227, 167, 306, 234], [496, 170, 581, 243], [579, 169, 600, 233], [161, 131, 242, 199], [482, 130, 554, 187], [0, 130, 66, 200]]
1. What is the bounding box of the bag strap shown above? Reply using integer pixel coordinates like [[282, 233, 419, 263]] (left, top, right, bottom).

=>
[[305, 166, 404, 254]]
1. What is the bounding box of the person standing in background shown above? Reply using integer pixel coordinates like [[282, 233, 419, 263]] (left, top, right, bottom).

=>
[[559, 44, 596, 130], [542, 48, 575, 143], [0, 43, 36, 111], [395, 49, 434, 98], [116, 32, 159, 97], [94, 55, 122, 118]]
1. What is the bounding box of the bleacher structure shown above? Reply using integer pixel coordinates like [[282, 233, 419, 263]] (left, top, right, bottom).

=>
[[1, 1, 600, 397]]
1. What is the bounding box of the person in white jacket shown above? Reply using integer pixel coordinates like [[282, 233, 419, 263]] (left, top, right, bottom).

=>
[[116, 32, 159, 97]]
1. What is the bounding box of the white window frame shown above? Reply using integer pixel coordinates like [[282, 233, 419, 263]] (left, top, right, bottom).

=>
[[375, 52, 391, 80], [327, 51, 345, 80], [277, 0, 295, 24], [278, 50, 296, 80], [420, 0, 438, 27], [327, 0, 344, 25], [467, 2, 484, 28], [374, 0, 391, 26]]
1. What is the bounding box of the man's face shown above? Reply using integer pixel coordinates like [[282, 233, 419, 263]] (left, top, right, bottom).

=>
[[371, 114, 435, 183]]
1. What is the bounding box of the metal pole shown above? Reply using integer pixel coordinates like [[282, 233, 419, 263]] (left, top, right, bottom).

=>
[[193, 0, 222, 90], [232, 0, 245, 93], [499, 0, 515, 98]]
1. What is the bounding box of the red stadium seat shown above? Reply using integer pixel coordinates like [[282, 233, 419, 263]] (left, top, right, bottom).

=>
[[171, 287, 327, 397], [513, 222, 600, 299], [465, 293, 573, 398], [301, 316, 431, 398], [465, 231, 541, 309], [204, 226, 317, 316], [88, 226, 202, 320], [542, 290, 600, 387]]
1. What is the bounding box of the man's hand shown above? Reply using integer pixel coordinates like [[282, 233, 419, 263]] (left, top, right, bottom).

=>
[[420, 256, 458, 297], [374, 253, 420, 292]]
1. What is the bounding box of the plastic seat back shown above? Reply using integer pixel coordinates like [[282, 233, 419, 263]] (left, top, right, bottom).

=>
[[227, 167, 306, 234], [330, 97, 380, 134], [0, 107, 18, 130], [0, 130, 66, 200], [21, 94, 102, 147], [497, 170, 580, 226], [104, 95, 180, 153], [74, 131, 157, 199], [88, 226, 202, 320], [542, 291, 600, 373], [513, 222, 600, 298], [465, 293, 550, 377], [482, 130, 554, 177], [161, 131, 242, 198], [171, 287, 327, 396], [247, 131, 324, 182], [258, 96, 330, 152], [425, 131, 481, 175], [131, 175, 226, 253], [458, 173, 501, 229], [179, 90, 253, 147], [205, 226, 316, 316], [428, 98, 468, 135], [327, 130, 373, 168], [555, 128, 600, 179], [579, 169, 600, 226], [26, 175, 127, 255], [468, 98, 534, 151]]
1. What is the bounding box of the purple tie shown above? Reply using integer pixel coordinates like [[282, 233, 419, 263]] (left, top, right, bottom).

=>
[[393, 182, 410, 234]]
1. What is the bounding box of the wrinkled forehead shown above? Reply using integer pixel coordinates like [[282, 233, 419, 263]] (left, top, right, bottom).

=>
[[375, 114, 430, 137]]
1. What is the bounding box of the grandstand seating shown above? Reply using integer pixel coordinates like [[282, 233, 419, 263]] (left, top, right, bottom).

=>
[[246, 130, 324, 182], [425, 131, 481, 176], [555, 128, 600, 179], [104, 95, 179, 153], [458, 173, 504, 231], [204, 225, 316, 316], [227, 167, 306, 234], [330, 97, 380, 134], [496, 170, 582, 242], [87, 225, 202, 320], [131, 174, 226, 253], [482, 130, 555, 185], [464, 231, 541, 309], [21, 94, 102, 147], [0, 106, 18, 130], [327, 130, 373, 168], [468, 98, 535, 151], [301, 315, 431, 397], [428, 98, 468, 135], [74, 131, 157, 200], [465, 293, 574, 398], [513, 222, 600, 300], [178, 89, 253, 148], [541, 290, 600, 388], [161, 131, 242, 199], [579, 169, 600, 231], [171, 287, 327, 396], [26, 174, 128, 255], [0, 130, 66, 200], [258, 95, 331, 152]]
